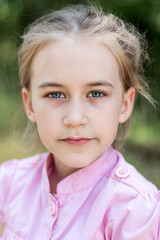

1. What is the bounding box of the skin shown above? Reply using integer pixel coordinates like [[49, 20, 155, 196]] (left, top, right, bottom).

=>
[[22, 39, 135, 193]]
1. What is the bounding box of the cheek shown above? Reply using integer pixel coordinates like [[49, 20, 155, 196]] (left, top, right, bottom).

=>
[[33, 101, 60, 122], [92, 103, 121, 137], [34, 106, 60, 135], [92, 103, 121, 124]]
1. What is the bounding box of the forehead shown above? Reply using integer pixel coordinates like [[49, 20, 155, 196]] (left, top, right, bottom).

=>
[[31, 39, 122, 88]]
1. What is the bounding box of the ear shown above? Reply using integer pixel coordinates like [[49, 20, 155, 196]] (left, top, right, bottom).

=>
[[119, 87, 135, 123], [22, 88, 36, 123]]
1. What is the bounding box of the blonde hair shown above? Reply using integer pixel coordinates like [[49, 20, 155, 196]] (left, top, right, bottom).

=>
[[18, 4, 155, 148]]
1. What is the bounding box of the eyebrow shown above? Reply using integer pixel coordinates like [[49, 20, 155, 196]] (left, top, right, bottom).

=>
[[86, 81, 114, 88], [38, 80, 114, 88], [38, 82, 65, 88]]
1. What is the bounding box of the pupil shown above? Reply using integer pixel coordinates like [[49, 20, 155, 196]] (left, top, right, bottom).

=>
[[94, 92, 100, 97], [53, 93, 60, 98]]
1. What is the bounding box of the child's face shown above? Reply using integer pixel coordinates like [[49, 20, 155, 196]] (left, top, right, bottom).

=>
[[22, 39, 135, 176]]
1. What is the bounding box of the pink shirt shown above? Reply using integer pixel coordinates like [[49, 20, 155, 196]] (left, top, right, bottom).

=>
[[0, 147, 160, 240]]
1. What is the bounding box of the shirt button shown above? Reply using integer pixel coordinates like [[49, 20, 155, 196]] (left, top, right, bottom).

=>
[[115, 166, 130, 179], [49, 200, 56, 216]]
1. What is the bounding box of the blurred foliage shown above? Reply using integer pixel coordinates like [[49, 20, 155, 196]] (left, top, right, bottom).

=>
[[0, 0, 160, 186], [0, 0, 159, 128], [0, 0, 160, 100]]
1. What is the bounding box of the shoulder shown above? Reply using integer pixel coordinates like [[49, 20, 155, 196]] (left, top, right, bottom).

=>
[[0, 153, 47, 221], [0, 152, 48, 174], [105, 150, 160, 239], [0, 153, 49, 198], [110, 149, 158, 194]]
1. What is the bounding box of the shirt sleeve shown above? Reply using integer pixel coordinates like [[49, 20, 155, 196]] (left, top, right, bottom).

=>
[[0, 160, 17, 222], [107, 191, 160, 240]]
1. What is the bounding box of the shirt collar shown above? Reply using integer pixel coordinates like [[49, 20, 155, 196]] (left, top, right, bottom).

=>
[[43, 146, 118, 195]]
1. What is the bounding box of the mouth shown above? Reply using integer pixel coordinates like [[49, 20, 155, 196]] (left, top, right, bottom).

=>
[[61, 137, 93, 146]]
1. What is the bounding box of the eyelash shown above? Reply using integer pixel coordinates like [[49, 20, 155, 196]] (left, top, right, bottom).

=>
[[48, 92, 65, 99], [88, 91, 106, 98], [47, 91, 106, 99]]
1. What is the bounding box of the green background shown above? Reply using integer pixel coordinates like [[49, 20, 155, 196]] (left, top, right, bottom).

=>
[[0, 0, 160, 187]]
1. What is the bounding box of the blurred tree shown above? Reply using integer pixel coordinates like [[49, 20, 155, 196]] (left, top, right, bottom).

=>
[[0, 0, 159, 189], [0, 0, 159, 105], [0, 0, 160, 100], [0, 0, 159, 175]]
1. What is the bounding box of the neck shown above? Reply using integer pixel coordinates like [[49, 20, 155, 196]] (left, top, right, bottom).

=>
[[49, 156, 80, 194]]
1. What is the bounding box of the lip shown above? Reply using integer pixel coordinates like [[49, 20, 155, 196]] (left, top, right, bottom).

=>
[[61, 137, 92, 146]]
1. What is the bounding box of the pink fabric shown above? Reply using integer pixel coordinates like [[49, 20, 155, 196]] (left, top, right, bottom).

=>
[[0, 147, 160, 239]]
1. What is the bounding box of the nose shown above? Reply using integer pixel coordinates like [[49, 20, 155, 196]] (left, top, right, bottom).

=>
[[63, 99, 88, 128]]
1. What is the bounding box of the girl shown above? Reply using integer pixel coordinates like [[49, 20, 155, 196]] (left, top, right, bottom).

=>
[[0, 4, 160, 240]]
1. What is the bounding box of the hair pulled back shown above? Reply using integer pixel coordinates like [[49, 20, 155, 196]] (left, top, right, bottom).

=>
[[18, 4, 154, 148]]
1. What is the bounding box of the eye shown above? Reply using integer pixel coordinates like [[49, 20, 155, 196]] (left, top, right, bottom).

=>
[[48, 92, 65, 99], [88, 91, 106, 98]]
